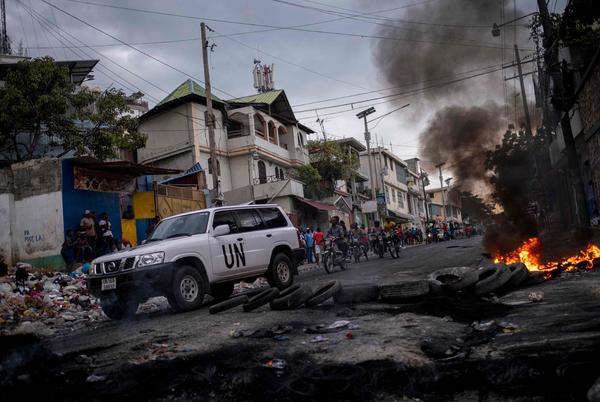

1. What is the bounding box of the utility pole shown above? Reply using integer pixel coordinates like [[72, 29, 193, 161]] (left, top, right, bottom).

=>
[[356, 107, 376, 200], [435, 162, 446, 221], [1, 0, 10, 55], [201, 22, 220, 205], [315, 111, 327, 140], [514, 44, 532, 135], [420, 169, 430, 224]]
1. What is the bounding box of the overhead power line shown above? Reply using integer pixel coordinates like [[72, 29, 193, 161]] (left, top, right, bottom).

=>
[[57, 0, 532, 52], [40, 0, 238, 99]]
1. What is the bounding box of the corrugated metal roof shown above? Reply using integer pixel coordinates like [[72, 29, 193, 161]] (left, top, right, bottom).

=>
[[228, 90, 283, 105], [155, 79, 223, 107]]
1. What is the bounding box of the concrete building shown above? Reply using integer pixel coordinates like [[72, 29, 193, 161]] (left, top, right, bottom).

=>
[[137, 80, 315, 218], [426, 186, 462, 224], [359, 147, 425, 229]]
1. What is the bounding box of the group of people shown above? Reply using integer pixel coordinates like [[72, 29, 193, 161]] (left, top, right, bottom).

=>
[[61, 210, 121, 270]]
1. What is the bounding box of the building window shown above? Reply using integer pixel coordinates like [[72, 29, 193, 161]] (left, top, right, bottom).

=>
[[268, 121, 277, 144], [277, 126, 287, 148], [390, 161, 394, 172], [385, 186, 390, 203], [254, 113, 266, 138], [257, 160, 267, 184], [208, 157, 221, 176], [297, 133, 304, 148], [398, 191, 404, 208], [391, 188, 396, 204]]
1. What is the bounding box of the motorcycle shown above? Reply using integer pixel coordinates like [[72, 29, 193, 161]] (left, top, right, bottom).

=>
[[322, 236, 346, 274], [349, 236, 368, 263]]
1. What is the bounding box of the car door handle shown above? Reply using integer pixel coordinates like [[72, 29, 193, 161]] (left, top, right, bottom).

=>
[[237, 238, 244, 242], [266, 234, 272, 238]]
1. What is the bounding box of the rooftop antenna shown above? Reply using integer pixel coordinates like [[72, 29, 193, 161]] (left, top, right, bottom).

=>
[[252, 59, 275, 93]]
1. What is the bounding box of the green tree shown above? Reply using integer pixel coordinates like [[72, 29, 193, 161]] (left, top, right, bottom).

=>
[[0, 57, 146, 162], [306, 140, 360, 196], [460, 191, 493, 224], [292, 164, 322, 199]]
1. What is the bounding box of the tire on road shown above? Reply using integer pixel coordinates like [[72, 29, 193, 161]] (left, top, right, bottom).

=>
[[379, 280, 430, 302], [428, 266, 479, 293], [270, 285, 312, 310], [210, 282, 234, 300], [305, 280, 342, 307], [473, 263, 512, 295], [266, 253, 294, 290], [243, 287, 280, 312], [333, 283, 379, 304], [169, 264, 208, 312], [504, 262, 530, 289], [209, 294, 249, 314], [100, 293, 139, 320]]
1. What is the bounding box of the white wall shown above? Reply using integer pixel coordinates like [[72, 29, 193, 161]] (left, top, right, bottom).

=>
[[13, 191, 64, 262], [0, 193, 14, 263]]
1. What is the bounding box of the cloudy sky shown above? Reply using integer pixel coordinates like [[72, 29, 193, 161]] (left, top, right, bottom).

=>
[[7, 0, 567, 171]]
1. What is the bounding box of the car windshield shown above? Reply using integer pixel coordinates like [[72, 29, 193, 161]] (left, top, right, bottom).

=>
[[148, 212, 209, 241]]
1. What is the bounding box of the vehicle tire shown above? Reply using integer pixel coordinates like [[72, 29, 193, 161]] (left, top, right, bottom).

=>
[[243, 287, 280, 312], [305, 280, 342, 307], [323, 252, 334, 274], [473, 263, 512, 295], [266, 253, 294, 290], [394, 243, 401, 256], [100, 293, 139, 320], [338, 253, 346, 270], [388, 242, 398, 259], [504, 262, 530, 289], [378, 243, 384, 258], [428, 267, 479, 293], [169, 264, 208, 312], [354, 248, 360, 263], [270, 285, 312, 310], [379, 280, 430, 302], [209, 295, 249, 314], [333, 283, 379, 304], [210, 282, 234, 300]]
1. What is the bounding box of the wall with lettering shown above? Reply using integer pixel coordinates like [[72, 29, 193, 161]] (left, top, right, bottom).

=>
[[14, 191, 64, 260]]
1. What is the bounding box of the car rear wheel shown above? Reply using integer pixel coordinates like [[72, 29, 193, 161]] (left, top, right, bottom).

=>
[[267, 253, 294, 289], [169, 265, 208, 312]]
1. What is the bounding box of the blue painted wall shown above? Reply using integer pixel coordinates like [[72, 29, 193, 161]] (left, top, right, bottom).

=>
[[136, 218, 151, 244], [61, 160, 122, 239]]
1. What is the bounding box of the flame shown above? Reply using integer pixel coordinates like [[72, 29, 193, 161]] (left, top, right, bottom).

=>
[[494, 237, 600, 273]]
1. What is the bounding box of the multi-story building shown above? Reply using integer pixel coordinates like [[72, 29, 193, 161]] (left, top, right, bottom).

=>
[[426, 186, 462, 224], [137, 79, 314, 219], [359, 147, 425, 229]]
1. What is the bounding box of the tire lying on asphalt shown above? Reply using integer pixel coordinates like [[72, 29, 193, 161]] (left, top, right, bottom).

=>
[[243, 287, 280, 312], [473, 263, 512, 295], [379, 280, 430, 302], [333, 283, 379, 304], [428, 266, 479, 293], [270, 285, 313, 310], [504, 262, 530, 289], [305, 281, 342, 307], [209, 294, 249, 314]]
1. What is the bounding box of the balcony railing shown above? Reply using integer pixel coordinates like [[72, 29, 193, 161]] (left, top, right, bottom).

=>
[[253, 174, 287, 185]]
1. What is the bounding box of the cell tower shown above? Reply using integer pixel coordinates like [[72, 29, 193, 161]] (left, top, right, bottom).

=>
[[1, 0, 11, 55], [252, 59, 275, 93]]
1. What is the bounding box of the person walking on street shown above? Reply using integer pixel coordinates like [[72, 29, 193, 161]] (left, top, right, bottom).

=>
[[99, 212, 115, 255], [304, 228, 314, 264], [80, 210, 96, 257], [313, 227, 324, 265]]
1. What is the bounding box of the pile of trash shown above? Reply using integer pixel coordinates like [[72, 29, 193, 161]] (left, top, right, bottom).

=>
[[0, 263, 106, 336]]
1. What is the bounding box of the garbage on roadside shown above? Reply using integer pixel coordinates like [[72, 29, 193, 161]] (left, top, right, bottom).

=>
[[305, 320, 352, 334], [263, 358, 287, 370], [0, 265, 106, 335]]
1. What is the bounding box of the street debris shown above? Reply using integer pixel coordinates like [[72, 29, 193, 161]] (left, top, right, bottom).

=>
[[263, 358, 287, 370], [528, 291, 545, 302], [86, 374, 107, 383], [309, 335, 328, 343], [305, 319, 351, 334]]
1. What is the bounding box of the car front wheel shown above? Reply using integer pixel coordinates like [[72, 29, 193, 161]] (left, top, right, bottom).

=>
[[267, 253, 294, 289], [169, 265, 208, 312], [100, 293, 139, 320]]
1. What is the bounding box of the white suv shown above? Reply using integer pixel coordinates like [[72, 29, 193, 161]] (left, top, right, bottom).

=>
[[88, 204, 305, 319]]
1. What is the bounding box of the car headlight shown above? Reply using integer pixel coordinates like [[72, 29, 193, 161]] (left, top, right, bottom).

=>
[[137, 252, 165, 267]]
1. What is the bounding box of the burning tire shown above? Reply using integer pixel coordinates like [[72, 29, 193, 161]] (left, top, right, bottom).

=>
[[333, 283, 379, 304], [504, 262, 530, 289], [428, 266, 479, 293], [379, 280, 430, 302], [305, 281, 342, 307], [100, 293, 138, 320], [209, 294, 249, 314], [270, 285, 312, 310], [243, 287, 280, 312], [473, 263, 512, 295]]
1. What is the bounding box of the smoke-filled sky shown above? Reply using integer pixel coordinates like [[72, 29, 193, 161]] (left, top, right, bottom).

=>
[[6, 0, 567, 185]]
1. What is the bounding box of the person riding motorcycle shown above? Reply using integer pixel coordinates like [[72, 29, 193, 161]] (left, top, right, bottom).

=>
[[326, 216, 347, 258]]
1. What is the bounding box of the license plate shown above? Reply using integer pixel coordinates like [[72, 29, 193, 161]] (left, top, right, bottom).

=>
[[101, 277, 117, 291]]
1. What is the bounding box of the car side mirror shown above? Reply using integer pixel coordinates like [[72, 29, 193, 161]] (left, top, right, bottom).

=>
[[213, 224, 230, 237]]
